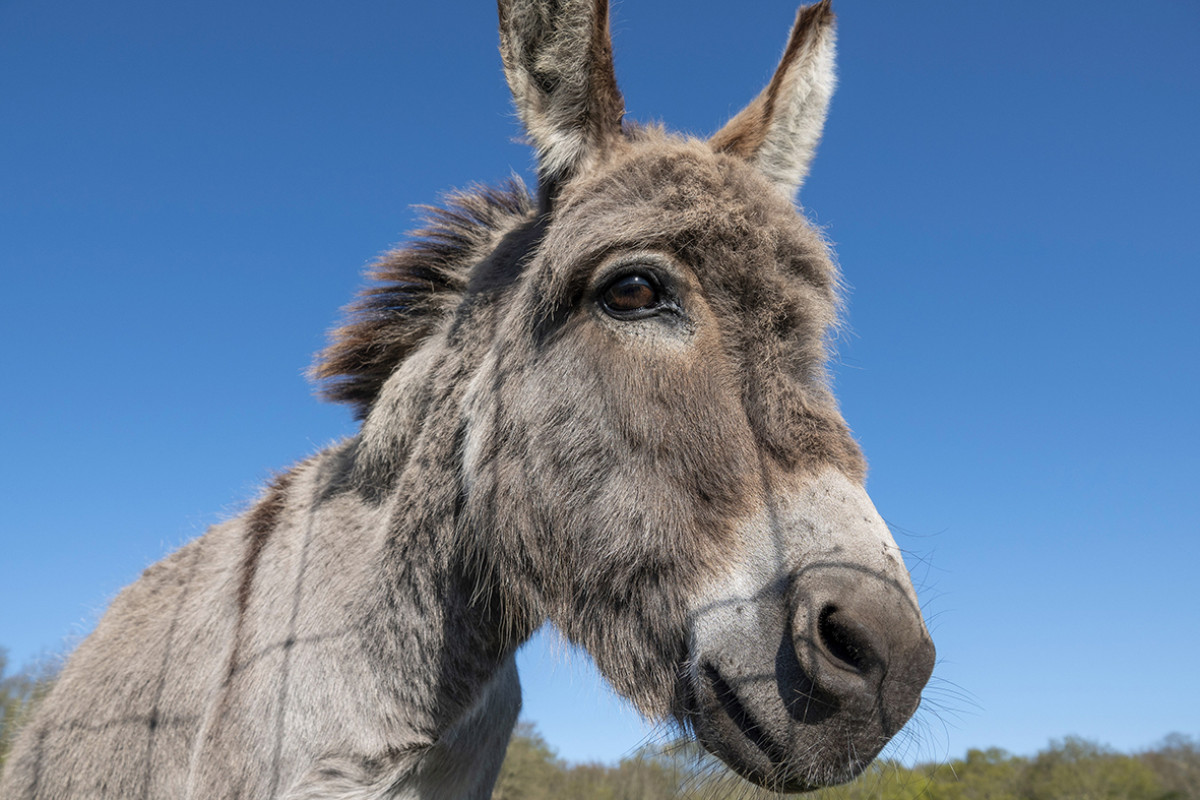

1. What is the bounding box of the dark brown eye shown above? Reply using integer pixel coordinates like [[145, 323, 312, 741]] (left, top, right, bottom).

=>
[[601, 273, 659, 316]]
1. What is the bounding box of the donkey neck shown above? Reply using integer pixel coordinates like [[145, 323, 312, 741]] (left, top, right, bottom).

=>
[[314, 307, 531, 737]]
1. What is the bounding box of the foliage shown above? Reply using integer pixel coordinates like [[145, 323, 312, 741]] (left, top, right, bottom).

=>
[[0, 648, 58, 774], [492, 721, 568, 800], [1138, 734, 1200, 800], [491, 724, 1200, 800], [1020, 736, 1162, 800]]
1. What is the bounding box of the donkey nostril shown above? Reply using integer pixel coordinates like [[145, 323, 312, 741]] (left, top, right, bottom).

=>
[[817, 605, 879, 675]]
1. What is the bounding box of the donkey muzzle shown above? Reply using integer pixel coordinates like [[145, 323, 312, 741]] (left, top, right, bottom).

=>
[[686, 469, 935, 791]]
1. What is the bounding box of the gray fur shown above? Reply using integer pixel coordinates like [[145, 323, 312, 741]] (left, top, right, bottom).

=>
[[0, 2, 934, 797], [498, 0, 624, 185]]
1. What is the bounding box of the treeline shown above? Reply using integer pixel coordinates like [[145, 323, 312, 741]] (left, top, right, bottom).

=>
[[0, 650, 56, 771], [493, 725, 1200, 800], [2, 650, 1197, 799]]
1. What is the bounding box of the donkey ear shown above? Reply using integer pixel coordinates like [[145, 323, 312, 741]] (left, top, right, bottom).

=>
[[498, 0, 625, 190], [710, 1, 837, 199]]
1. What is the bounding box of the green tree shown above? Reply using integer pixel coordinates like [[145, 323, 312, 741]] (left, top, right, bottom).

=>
[[0, 648, 58, 774], [492, 721, 567, 800], [1141, 733, 1200, 800], [608, 753, 678, 800], [909, 747, 1027, 800], [472, 717, 1200, 800], [1022, 736, 1164, 800], [562, 763, 616, 800]]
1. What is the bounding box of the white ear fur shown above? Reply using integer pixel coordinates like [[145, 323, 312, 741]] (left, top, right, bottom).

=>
[[710, 2, 837, 199]]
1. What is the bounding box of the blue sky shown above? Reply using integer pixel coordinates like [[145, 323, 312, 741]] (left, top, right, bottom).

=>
[[2, 0, 1198, 769]]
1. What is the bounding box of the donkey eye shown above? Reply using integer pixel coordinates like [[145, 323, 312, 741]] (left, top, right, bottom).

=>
[[600, 273, 660, 317]]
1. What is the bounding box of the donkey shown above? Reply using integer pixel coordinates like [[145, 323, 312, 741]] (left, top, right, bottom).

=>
[[0, 1, 935, 797]]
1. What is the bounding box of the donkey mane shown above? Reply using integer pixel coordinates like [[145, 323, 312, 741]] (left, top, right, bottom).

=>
[[314, 179, 536, 417]]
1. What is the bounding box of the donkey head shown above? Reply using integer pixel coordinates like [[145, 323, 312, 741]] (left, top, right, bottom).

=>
[[472, 0, 935, 789], [321, 0, 934, 792]]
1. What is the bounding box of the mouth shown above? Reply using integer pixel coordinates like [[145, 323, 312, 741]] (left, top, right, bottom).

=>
[[689, 662, 823, 792], [683, 660, 871, 793], [704, 663, 794, 767]]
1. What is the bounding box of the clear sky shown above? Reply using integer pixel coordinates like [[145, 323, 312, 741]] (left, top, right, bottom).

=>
[[2, 0, 1198, 770]]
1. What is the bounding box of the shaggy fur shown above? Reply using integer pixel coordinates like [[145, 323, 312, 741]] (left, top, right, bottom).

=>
[[0, 3, 934, 798]]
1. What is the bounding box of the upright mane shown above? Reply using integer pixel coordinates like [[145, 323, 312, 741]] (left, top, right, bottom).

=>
[[312, 179, 535, 417]]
